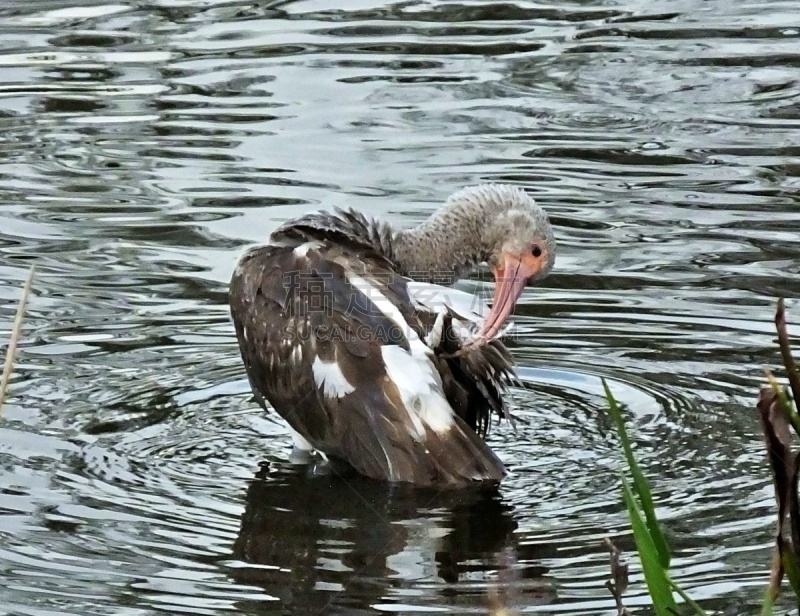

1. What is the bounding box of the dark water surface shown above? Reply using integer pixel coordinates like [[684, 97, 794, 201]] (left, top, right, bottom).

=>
[[0, 0, 799, 614]]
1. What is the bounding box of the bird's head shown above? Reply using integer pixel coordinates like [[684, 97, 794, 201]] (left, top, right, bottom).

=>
[[452, 184, 556, 342]]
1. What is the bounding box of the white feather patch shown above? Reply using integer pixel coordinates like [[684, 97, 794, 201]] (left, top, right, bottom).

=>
[[381, 345, 454, 435], [408, 280, 515, 341], [426, 311, 446, 347], [346, 274, 454, 435], [289, 427, 314, 451], [293, 241, 323, 258], [348, 274, 425, 349], [408, 281, 489, 324], [312, 356, 355, 398]]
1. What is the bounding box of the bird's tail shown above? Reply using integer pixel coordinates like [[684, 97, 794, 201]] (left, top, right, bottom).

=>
[[333, 406, 506, 486], [420, 415, 506, 485]]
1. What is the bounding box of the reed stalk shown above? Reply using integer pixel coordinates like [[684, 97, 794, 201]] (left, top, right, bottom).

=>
[[0, 265, 35, 415]]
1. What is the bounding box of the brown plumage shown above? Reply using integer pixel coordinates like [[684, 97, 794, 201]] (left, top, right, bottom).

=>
[[229, 184, 556, 486]]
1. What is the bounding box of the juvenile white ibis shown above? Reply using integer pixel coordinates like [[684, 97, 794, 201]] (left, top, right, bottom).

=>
[[229, 184, 556, 486]]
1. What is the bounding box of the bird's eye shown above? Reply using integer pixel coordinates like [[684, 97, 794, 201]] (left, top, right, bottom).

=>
[[531, 245, 543, 258]]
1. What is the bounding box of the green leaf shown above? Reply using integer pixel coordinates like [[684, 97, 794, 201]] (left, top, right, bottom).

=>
[[761, 589, 775, 616], [781, 545, 800, 606], [621, 474, 677, 616], [604, 379, 671, 569], [666, 573, 709, 615]]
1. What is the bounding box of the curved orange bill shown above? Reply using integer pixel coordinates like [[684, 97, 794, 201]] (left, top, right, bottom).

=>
[[477, 253, 542, 342]]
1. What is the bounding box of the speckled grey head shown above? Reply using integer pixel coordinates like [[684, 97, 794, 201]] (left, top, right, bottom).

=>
[[434, 184, 555, 340], [445, 183, 556, 279]]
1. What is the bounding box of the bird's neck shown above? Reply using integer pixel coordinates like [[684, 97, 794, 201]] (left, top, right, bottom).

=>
[[391, 202, 489, 285]]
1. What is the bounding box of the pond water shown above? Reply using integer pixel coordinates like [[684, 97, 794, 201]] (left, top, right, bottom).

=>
[[0, 0, 799, 614]]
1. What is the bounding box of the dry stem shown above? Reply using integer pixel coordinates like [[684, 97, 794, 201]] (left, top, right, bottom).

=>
[[776, 298, 800, 417], [604, 538, 631, 615], [0, 265, 35, 414]]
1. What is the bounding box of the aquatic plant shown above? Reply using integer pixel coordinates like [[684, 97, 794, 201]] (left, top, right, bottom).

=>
[[0, 265, 35, 415], [758, 299, 800, 613], [604, 380, 707, 616], [605, 298, 800, 614]]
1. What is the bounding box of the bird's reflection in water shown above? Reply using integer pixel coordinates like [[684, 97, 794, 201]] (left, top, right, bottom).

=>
[[231, 460, 552, 614]]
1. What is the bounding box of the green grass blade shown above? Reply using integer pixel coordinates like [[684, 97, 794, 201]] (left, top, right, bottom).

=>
[[604, 379, 671, 569], [621, 474, 677, 615], [761, 589, 774, 616], [666, 573, 709, 615], [782, 547, 800, 606]]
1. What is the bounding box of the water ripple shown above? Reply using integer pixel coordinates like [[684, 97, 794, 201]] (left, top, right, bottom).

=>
[[0, 0, 798, 613]]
